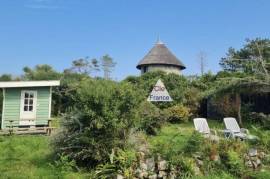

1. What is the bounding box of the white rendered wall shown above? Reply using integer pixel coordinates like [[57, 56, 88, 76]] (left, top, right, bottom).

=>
[[141, 65, 181, 75]]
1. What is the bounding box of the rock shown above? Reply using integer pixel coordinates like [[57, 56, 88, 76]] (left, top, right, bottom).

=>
[[116, 174, 124, 179], [135, 168, 143, 178], [158, 171, 167, 178], [245, 160, 253, 168], [250, 156, 257, 161], [140, 162, 148, 171], [253, 161, 258, 169], [158, 160, 167, 171], [196, 159, 203, 167], [142, 171, 149, 178], [149, 174, 158, 179], [194, 166, 201, 176], [138, 152, 145, 161], [168, 171, 177, 179], [257, 159, 262, 166], [146, 157, 155, 171], [258, 152, 266, 159], [248, 148, 257, 157]]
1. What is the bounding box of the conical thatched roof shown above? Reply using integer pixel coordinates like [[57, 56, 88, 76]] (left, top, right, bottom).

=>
[[136, 41, 186, 70]]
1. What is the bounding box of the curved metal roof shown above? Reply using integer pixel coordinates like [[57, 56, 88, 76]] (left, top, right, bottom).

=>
[[136, 42, 186, 70]]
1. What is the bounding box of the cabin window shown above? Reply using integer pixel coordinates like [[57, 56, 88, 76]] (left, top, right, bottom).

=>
[[143, 66, 148, 73], [23, 91, 35, 112]]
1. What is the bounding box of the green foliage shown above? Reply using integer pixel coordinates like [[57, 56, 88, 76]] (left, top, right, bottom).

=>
[[0, 74, 12, 81], [183, 131, 204, 155], [92, 149, 136, 178], [251, 127, 270, 149], [50, 153, 77, 174], [52, 79, 140, 168], [136, 101, 167, 135], [100, 54, 116, 80], [22, 64, 61, 80], [244, 171, 270, 179], [67, 57, 99, 75], [177, 156, 197, 177], [166, 104, 191, 123], [225, 150, 244, 176], [124, 71, 189, 108], [220, 38, 270, 74], [0, 136, 86, 178]]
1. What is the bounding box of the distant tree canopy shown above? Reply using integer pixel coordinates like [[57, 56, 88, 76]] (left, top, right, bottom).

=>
[[0, 74, 12, 81], [66, 57, 99, 75], [100, 54, 116, 80], [22, 64, 61, 80], [220, 38, 270, 75]]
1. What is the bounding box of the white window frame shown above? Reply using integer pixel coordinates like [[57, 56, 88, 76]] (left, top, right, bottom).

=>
[[20, 90, 37, 124]]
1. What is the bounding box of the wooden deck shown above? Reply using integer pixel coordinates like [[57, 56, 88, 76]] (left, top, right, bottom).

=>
[[0, 126, 57, 135]]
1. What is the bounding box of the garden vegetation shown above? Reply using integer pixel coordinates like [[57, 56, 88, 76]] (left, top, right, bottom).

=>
[[0, 38, 270, 178]]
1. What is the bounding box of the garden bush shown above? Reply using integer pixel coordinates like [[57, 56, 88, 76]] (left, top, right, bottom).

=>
[[52, 79, 140, 168], [136, 101, 167, 135], [166, 104, 191, 123]]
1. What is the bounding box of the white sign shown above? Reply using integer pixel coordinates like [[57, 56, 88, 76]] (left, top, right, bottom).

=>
[[147, 79, 173, 102]]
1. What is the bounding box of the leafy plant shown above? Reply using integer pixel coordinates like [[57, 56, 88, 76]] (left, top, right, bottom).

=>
[[166, 104, 191, 123], [51, 154, 77, 174], [52, 79, 140, 168]]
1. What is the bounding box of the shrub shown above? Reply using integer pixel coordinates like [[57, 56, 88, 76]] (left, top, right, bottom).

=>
[[166, 104, 191, 123], [244, 171, 270, 179], [136, 101, 167, 135], [225, 150, 244, 176], [52, 79, 140, 168], [249, 112, 270, 129], [50, 154, 77, 174], [183, 132, 204, 155]]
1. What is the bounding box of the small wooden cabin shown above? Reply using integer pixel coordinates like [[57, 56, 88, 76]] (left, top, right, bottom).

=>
[[0, 81, 60, 129]]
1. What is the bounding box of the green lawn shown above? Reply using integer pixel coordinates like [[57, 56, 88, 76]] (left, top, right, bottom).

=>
[[0, 120, 268, 179], [148, 120, 223, 153], [0, 135, 87, 179]]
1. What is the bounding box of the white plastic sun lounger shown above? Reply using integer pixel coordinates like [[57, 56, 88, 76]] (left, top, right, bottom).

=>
[[223, 117, 257, 140], [193, 118, 219, 141]]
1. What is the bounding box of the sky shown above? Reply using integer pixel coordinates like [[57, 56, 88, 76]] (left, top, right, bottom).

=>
[[0, 0, 270, 80]]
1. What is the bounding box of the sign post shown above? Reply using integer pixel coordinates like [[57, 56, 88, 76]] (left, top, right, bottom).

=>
[[147, 79, 173, 102]]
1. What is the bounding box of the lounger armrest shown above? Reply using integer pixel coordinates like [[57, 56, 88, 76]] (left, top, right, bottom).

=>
[[240, 128, 249, 134]]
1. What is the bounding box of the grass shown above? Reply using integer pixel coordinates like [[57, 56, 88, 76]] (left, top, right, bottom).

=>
[[0, 135, 87, 179], [148, 120, 223, 152], [0, 120, 268, 179], [147, 120, 270, 179]]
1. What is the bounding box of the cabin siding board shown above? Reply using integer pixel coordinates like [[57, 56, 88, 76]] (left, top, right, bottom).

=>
[[2, 87, 51, 128]]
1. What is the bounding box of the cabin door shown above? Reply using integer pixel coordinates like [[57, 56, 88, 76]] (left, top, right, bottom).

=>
[[20, 90, 37, 125]]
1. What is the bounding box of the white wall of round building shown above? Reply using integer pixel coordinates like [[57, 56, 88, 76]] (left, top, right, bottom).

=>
[[141, 65, 181, 75]]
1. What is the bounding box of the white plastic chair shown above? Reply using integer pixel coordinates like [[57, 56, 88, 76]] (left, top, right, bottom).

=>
[[193, 118, 218, 141], [223, 117, 256, 140]]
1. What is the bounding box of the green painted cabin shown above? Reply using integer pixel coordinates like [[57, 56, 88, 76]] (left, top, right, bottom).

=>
[[0, 81, 60, 129]]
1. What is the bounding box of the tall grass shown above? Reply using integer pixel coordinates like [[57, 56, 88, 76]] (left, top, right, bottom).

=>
[[0, 135, 86, 179]]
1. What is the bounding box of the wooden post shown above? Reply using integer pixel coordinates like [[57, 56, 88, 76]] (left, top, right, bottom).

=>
[[235, 93, 242, 127]]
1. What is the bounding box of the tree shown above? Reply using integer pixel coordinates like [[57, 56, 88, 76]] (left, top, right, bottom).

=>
[[0, 74, 12, 81], [22, 64, 60, 80], [198, 51, 207, 76], [100, 55, 116, 80], [220, 38, 270, 75], [67, 57, 99, 75]]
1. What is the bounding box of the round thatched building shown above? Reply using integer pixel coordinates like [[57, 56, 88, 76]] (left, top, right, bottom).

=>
[[136, 40, 186, 75]]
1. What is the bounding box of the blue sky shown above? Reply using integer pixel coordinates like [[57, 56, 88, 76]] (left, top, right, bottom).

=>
[[0, 0, 269, 80]]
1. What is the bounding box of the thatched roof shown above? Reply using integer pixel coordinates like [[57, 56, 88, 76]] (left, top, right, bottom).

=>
[[136, 41, 186, 70]]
